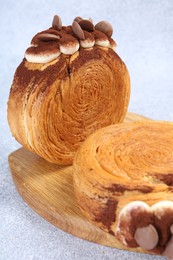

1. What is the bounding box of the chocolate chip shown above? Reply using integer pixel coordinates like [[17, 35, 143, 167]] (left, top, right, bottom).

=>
[[95, 21, 113, 37], [74, 16, 83, 23], [72, 21, 85, 40], [79, 20, 94, 32], [37, 33, 60, 41], [134, 225, 159, 250], [52, 15, 62, 31]]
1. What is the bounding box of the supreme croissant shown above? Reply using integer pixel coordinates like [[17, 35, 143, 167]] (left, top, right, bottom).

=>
[[7, 15, 130, 165], [73, 121, 173, 257]]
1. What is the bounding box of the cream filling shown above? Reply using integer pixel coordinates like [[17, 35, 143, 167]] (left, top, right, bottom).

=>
[[25, 39, 116, 64], [25, 50, 61, 64], [80, 39, 95, 48], [95, 39, 110, 47], [59, 42, 79, 55]]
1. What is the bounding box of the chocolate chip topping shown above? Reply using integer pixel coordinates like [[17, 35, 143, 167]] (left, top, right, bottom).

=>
[[79, 19, 94, 32], [72, 21, 85, 40], [37, 33, 60, 41], [25, 15, 116, 64], [52, 15, 62, 31], [134, 225, 159, 250], [95, 21, 113, 37]]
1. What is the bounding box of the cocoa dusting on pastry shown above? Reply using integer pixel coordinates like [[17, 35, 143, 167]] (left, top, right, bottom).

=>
[[154, 173, 173, 186], [31, 29, 61, 46], [94, 199, 118, 232], [93, 29, 108, 40], [104, 183, 153, 194], [59, 32, 77, 45], [48, 28, 61, 35], [75, 189, 117, 234], [27, 42, 60, 55], [70, 48, 102, 71], [11, 46, 117, 98], [83, 30, 95, 41], [10, 55, 69, 97], [10, 55, 69, 106], [62, 25, 72, 34], [70, 47, 119, 73]]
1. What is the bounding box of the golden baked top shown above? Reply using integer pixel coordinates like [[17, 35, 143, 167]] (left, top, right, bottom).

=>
[[25, 15, 117, 63]]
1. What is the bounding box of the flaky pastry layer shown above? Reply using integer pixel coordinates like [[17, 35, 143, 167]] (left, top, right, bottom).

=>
[[8, 46, 130, 164], [73, 121, 173, 255]]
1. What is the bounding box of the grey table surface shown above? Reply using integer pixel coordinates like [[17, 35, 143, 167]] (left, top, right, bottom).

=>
[[1, 0, 173, 259]]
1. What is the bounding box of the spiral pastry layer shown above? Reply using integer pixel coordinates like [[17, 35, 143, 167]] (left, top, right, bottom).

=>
[[7, 15, 130, 165], [73, 121, 173, 256], [8, 46, 130, 164]]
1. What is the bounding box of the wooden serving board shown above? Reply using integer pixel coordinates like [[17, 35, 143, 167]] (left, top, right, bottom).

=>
[[8, 112, 152, 255]]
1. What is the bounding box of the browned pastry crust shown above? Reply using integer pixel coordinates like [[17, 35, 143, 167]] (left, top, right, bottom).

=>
[[8, 46, 130, 165], [8, 16, 130, 165], [73, 121, 173, 256]]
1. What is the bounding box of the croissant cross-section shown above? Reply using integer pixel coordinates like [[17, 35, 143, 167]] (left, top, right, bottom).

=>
[[73, 121, 173, 256]]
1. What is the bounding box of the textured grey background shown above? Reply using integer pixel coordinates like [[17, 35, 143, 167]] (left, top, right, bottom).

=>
[[1, 0, 173, 259]]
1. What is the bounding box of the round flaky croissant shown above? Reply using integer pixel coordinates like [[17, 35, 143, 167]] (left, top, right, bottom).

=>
[[73, 121, 173, 257], [7, 15, 130, 165]]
